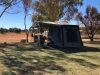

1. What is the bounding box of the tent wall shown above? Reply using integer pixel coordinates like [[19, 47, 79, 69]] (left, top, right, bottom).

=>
[[48, 26, 63, 47], [48, 25, 83, 48], [63, 26, 83, 47]]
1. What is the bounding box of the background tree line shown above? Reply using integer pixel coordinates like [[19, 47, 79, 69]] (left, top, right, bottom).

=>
[[0, 27, 25, 34]]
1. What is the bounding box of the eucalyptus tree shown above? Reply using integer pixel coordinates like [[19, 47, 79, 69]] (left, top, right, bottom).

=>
[[76, 6, 100, 41], [0, 0, 20, 18], [22, 0, 32, 42], [32, 0, 83, 22]]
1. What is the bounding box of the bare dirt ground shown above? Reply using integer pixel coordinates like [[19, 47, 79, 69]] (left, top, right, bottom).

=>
[[0, 32, 100, 44], [0, 33, 32, 43]]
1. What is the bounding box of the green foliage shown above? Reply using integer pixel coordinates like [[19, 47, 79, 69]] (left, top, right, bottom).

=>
[[0, 27, 23, 33], [76, 6, 100, 41], [9, 28, 21, 33], [20, 39, 27, 43], [32, 0, 83, 22], [0, 0, 14, 6], [0, 28, 8, 34]]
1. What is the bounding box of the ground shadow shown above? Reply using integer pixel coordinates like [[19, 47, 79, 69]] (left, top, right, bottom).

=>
[[2, 53, 66, 75], [1, 44, 100, 75], [39, 46, 100, 53], [57, 46, 100, 53], [67, 57, 100, 69]]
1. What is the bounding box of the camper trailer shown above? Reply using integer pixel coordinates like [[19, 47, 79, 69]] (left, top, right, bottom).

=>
[[30, 21, 83, 48]]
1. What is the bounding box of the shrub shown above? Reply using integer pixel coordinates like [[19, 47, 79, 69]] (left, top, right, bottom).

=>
[[20, 39, 27, 43], [0, 28, 8, 34], [9, 28, 21, 33]]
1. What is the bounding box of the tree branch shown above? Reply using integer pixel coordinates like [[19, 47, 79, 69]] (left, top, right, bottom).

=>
[[0, 0, 20, 18]]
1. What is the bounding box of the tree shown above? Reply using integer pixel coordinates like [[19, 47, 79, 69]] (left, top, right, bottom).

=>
[[76, 6, 100, 41], [0, 28, 8, 33], [0, 0, 20, 18], [0, 0, 32, 42], [9, 27, 21, 33], [32, 0, 83, 22], [22, 0, 32, 42]]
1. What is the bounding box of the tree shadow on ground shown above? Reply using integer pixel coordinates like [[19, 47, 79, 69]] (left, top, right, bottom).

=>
[[41, 47, 100, 69], [38, 46, 100, 54], [58, 46, 100, 53], [67, 57, 100, 69], [2, 53, 66, 75], [15, 46, 41, 51], [1, 45, 100, 75]]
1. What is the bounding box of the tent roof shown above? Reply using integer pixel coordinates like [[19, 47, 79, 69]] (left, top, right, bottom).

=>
[[32, 21, 78, 28]]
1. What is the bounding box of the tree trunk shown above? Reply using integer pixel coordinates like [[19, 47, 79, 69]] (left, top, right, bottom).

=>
[[90, 37, 94, 41], [26, 32, 29, 42], [24, 12, 28, 42], [89, 34, 94, 42]]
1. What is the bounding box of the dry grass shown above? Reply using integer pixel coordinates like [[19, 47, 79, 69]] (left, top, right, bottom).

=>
[[0, 33, 100, 75], [0, 42, 100, 75]]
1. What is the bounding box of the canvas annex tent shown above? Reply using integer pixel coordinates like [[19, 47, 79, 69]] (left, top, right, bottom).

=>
[[30, 21, 83, 48]]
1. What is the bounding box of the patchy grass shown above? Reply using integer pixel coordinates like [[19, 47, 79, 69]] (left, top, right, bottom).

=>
[[0, 42, 100, 75]]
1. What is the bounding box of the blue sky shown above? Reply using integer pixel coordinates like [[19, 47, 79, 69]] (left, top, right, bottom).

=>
[[0, 0, 100, 29], [78, 0, 100, 15]]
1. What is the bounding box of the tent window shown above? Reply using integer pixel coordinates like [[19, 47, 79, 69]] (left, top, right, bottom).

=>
[[48, 27, 61, 43], [56, 28, 61, 42], [66, 28, 78, 43]]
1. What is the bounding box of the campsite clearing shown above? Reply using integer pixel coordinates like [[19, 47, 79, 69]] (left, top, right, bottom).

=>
[[0, 41, 100, 75]]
